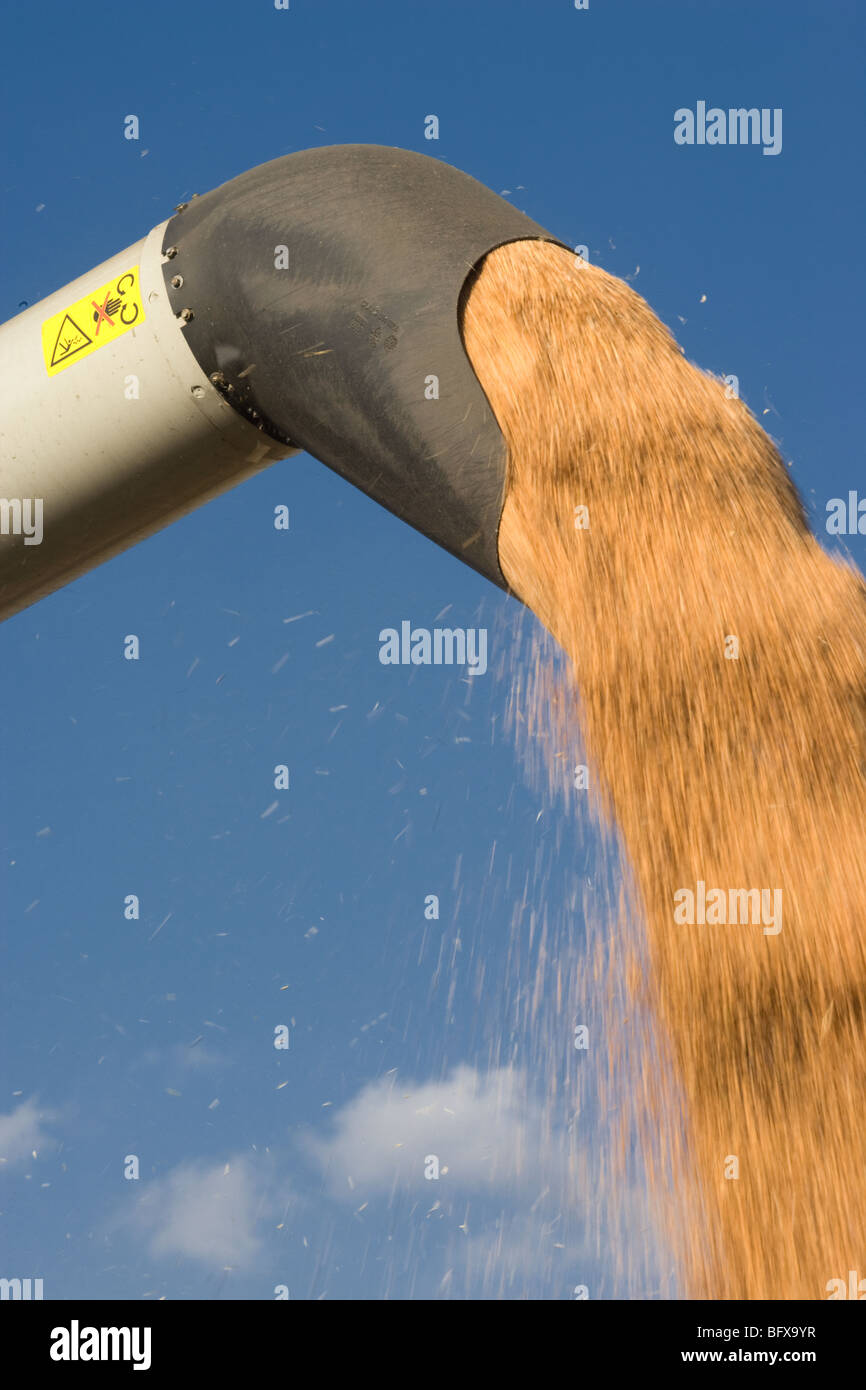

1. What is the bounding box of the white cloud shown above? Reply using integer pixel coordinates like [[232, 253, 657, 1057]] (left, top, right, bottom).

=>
[[303, 1064, 571, 1198], [300, 1064, 666, 1297], [0, 1099, 56, 1170], [120, 1156, 275, 1269]]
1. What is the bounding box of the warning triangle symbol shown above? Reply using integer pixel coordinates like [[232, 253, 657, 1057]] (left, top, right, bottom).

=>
[[50, 313, 92, 367]]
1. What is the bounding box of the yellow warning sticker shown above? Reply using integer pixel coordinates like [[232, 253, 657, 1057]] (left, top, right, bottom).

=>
[[42, 266, 145, 376]]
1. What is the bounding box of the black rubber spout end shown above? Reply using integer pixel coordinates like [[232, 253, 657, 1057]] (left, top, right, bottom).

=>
[[161, 145, 566, 590]]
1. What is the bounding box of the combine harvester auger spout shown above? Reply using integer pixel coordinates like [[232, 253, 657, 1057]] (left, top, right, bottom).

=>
[[0, 145, 566, 622]]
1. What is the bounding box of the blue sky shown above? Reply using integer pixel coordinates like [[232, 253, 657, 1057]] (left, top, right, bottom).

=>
[[1, 0, 863, 1300]]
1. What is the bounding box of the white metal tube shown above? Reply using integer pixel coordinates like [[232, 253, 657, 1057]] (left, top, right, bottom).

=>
[[0, 219, 293, 623]]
